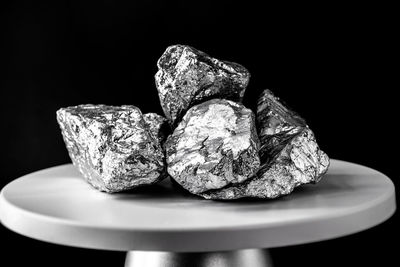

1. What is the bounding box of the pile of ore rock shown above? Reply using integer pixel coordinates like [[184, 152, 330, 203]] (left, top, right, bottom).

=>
[[57, 44, 329, 200]]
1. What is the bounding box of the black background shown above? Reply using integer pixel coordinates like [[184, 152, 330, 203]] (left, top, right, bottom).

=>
[[0, 1, 397, 266]]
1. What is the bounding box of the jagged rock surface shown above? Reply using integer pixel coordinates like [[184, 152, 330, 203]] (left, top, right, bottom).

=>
[[155, 44, 250, 127], [166, 99, 260, 194], [201, 128, 330, 199], [57, 104, 166, 193], [201, 90, 330, 199], [143, 113, 169, 146], [257, 89, 307, 163]]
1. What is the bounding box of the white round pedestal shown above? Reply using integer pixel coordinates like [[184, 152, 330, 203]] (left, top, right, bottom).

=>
[[0, 160, 396, 266]]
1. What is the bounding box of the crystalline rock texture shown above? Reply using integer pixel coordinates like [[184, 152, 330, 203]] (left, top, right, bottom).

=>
[[155, 44, 250, 127], [165, 99, 261, 195], [201, 90, 330, 199], [57, 105, 166, 193], [56, 44, 330, 199]]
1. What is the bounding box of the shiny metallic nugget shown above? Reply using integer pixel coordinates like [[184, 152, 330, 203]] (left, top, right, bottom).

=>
[[155, 44, 250, 127], [201, 90, 329, 199], [56, 104, 166, 193], [166, 99, 261, 195], [143, 112, 169, 146]]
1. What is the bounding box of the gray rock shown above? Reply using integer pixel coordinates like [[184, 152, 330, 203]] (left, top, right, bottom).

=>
[[155, 45, 250, 127], [257, 89, 306, 163], [166, 99, 260, 194], [143, 113, 169, 146], [201, 89, 329, 200], [56, 104, 166, 193], [201, 128, 330, 200]]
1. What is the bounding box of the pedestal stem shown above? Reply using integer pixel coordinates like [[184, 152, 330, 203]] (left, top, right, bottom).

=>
[[125, 249, 272, 267]]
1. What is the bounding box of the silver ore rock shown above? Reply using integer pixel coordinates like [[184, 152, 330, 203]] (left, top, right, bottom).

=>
[[56, 105, 166, 193], [201, 128, 330, 199], [165, 99, 261, 195], [143, 113, 169, 146], [155, 44, 250, 127], [201, 90, 330, 200], [257, 89, 307, 163]]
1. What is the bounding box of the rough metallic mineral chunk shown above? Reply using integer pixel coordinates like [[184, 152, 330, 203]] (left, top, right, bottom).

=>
[[257, 89, 307, 163], [201, 89, 329, 200], [201, 128, 330, 200], [143, 113, 169, 145], [166, 99, 260, 194], [155, 44, 250, 127], [56, 104, 166, 193]]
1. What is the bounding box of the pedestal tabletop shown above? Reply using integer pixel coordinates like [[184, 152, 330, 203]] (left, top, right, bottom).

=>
[[0, 160, 396, 252]]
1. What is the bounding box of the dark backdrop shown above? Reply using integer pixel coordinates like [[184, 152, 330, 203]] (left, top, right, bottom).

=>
[[0, 1, 397, 266]]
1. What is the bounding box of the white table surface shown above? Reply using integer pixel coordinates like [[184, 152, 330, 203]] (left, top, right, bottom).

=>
[[0, 160, 396, 252]]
